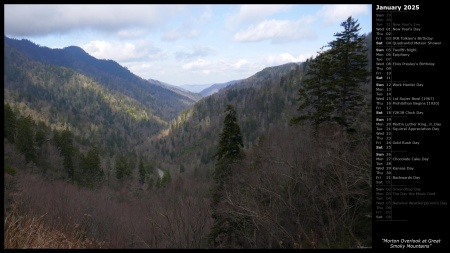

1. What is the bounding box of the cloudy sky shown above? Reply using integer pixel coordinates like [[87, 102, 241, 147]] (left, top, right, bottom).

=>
[[4, 4, 372, 86]]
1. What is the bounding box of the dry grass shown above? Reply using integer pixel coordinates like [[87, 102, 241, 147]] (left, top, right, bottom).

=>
[[4, 203, 106, 249]]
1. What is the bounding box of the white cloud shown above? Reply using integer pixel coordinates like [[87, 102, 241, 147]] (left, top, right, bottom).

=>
[[126, 62, 155, 76], [81, 39, 164, 62], [182, 59, 212, 71], [161, 27, 200, 42], [232, 59, 249, 69], [116, 28, 147, 39], [4, 4, 184, 37], [199, 6, 213, 22], [296, 53, 315, 62], [161, 29, 182, 42], [180, 58, 256, 78], [264, 53, 314, 66], [227, 4, 292, 28], [317, 4, 369, 24], [233, 16, 316, 43], [175, 44, 215, 60]]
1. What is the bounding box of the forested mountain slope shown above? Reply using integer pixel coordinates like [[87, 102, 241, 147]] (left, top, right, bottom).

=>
[[4, 42, 165, 155], [148, 62, 306, 172], [4, 35, 199, 122], [148, 32, 372, 176]]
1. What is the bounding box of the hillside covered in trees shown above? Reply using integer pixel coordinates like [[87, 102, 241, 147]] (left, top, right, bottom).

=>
[[4, 17, 372, 249]]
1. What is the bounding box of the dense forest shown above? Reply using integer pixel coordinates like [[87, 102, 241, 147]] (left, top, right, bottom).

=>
[[4, 17, 372, 249]]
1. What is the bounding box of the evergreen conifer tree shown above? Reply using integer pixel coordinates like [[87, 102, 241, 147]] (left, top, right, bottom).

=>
[[290, 46, 336, 130], [4, 103, 17, 144], [139, 156, 146, 184], [209, 104, 244, 248], [291, 16, 370, 132], [327, 16, 371, 130], [16, 115, 36, 164], [59, 129, 75, 180], [82, 145, 103, 187]]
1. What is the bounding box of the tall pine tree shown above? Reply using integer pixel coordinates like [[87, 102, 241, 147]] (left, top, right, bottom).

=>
[[138, 155, 147, 184], [215, 105, 244, 173], [81, 145, 103, 188], [327, 16, 371, 130], [54, 128, 75, 180], [16, 115, 36, 164], [290, 46, 337, 130], [4, 103, 17, 144], [291, 16, 370, 132], [209, 104, 244, 248]]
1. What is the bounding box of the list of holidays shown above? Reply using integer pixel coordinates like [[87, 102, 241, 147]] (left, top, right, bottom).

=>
[[373, 4, 447, 249]]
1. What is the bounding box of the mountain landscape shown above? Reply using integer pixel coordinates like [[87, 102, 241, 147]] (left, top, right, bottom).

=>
[[198, 80, 241, 97], [179, 83, 213, 93], [4, 20, 373, 249]]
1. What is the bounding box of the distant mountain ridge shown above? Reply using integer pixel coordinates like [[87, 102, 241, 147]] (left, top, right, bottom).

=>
[[199, 80, 241, 97], [147, 78, 202, 102], [4, 35, 197, 122], [179, 83, 213, 93], [169, 79, 242, 97], [148, 78, 190, 92]]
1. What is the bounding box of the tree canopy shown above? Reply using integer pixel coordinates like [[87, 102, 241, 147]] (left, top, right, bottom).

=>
[[291, 16, 371, 132]]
